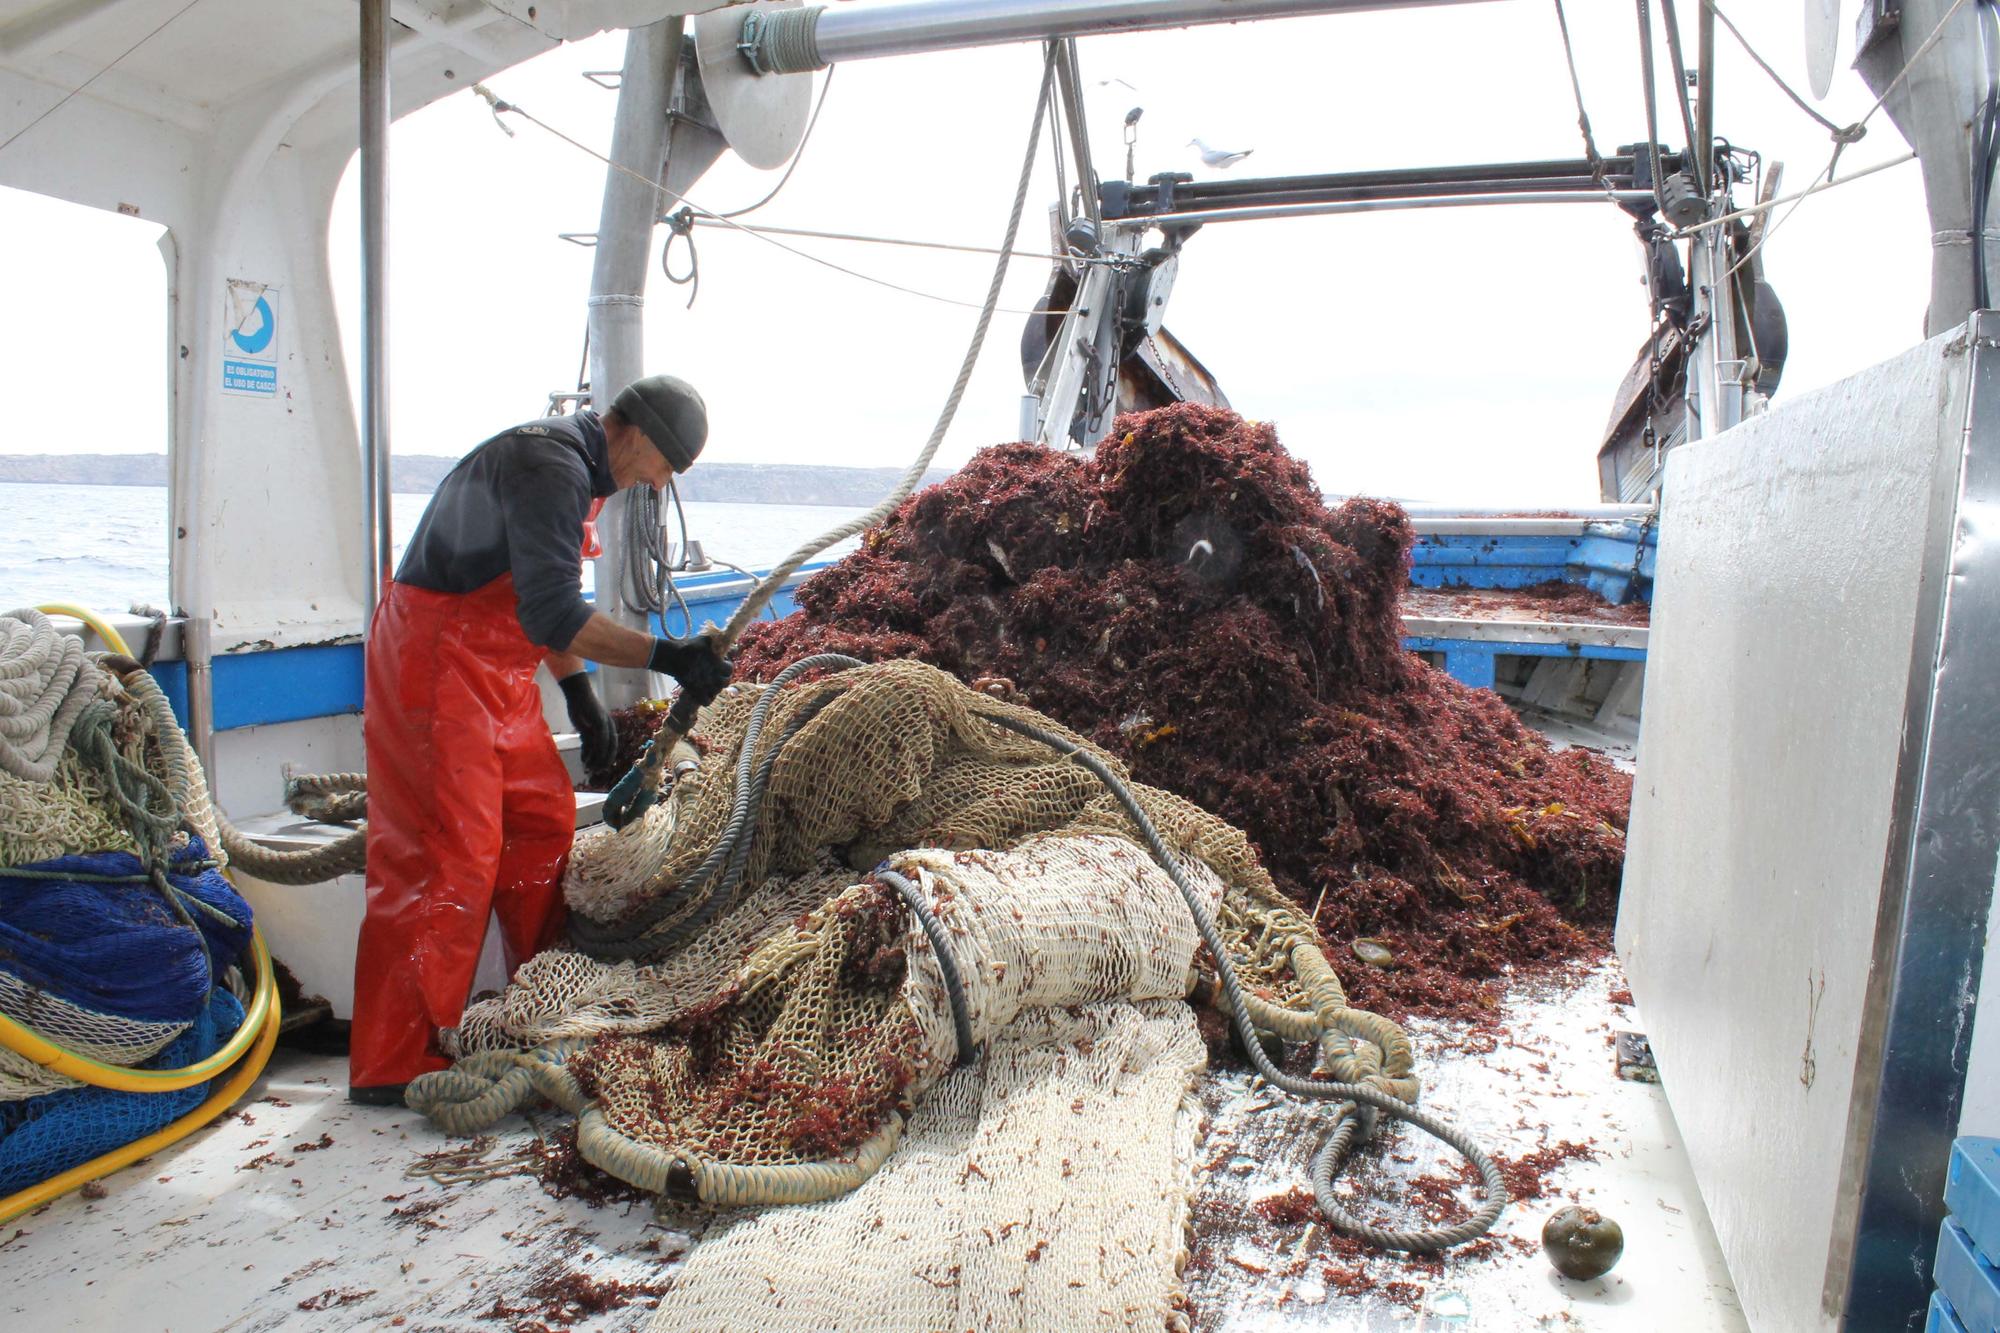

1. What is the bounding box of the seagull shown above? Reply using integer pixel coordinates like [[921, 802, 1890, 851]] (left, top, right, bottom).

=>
[[1189, 138, 1253, 169], [1096, 77, 1138, 91]]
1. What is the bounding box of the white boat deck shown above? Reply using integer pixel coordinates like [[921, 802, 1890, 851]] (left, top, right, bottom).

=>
[[2, 961, 1743, 1331]]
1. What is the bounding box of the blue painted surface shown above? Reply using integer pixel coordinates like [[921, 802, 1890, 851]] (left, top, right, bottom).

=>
[[1405, 634, 1645, 690], [1439, 648, 1496, 690], [1933, 1290, 1972, 1333], [145, 563, 835, 732], [1411, 518, 1656, 605], [1937, 1217, 2000, 1333], [148, 643, 365, 732], [148, 529, 1656, 723], [1404, 635, 1646, 664], [648, 563, 826, 638], [1950, 1140, 2000, 1273]]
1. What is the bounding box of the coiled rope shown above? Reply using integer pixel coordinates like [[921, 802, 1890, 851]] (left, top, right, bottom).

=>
[[0, 610, 104, 783]]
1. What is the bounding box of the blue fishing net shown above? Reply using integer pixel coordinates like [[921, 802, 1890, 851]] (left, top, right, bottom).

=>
[[0, 837, 251, 1027], [0, 987, 246, 1196]]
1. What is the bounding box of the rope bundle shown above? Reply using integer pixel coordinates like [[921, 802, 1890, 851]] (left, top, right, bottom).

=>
[[0, 610, 104, 784]]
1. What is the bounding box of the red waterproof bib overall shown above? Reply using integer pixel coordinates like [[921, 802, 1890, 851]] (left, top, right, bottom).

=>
[[348, 573, 575, 1089]]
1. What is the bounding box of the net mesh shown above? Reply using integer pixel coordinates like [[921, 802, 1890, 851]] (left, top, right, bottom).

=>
[[0, 989, 244, 1195], [0, 657, 248, 1106], [430, 662, 1405, 1202], [647, 1000, 1206, 1333]]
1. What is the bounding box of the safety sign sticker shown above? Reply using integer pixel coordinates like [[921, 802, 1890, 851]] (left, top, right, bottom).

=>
[[222, 280, 278, 397]]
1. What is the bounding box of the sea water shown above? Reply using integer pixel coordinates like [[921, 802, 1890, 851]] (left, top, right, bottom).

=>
[[0, 482, 864, 614]]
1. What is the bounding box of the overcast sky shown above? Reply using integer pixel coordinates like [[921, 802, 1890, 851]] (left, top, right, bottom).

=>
[[0, 1, 1935, 504]]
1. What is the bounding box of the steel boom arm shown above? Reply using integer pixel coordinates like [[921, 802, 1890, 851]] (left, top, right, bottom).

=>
[[742, 0, 1498, 74]]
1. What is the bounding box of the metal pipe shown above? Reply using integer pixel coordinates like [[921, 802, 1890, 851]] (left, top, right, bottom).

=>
[[1135, 191, 1651, 226], [1052, 40, 1099, 228], [1683, 225, 1741, 440], [588, 19, 682, 709], [1856, 0, 1991, 333], [748, 0, 1496, 73], [360, 0, 392, 623], [1115, 155, 1650, 202], [1693, 0, 1714, 188], [184, 614, 215, 789]]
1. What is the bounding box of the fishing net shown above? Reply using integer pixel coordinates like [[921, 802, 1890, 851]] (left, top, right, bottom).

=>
[[0, 613, 254, 1192], [416, 662, 1413, 1220], [0, 841, 251, 1100], [0, 989, 244, 1196], [732, 404, 1636, 1020], [647, 999, 1206, 1333]]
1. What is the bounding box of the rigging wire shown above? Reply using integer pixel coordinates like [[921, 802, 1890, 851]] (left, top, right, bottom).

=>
[[1721, 0, 1977, 282], [1702, 0, 1860, 142], [713, 67, 836, 221], [472, 82, 1043, 316], [1633, 0, 1672, 214], [1973, 0, 2000, 309], [1657, 0, 1703, 159], [0, 0, 205, 157], [1550, 0, 1611, 186], [656, 67, 838, 308], [1677, 150, 1915, 234], [687, 218, 1068, 262]]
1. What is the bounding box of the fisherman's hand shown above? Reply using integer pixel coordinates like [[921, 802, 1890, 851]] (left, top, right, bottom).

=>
[[647, 633, 733, 707], [557, 671, 619, 773]]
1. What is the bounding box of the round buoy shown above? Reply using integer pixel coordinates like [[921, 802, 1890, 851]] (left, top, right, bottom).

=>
[[1542, 1205, 1623, 1280]]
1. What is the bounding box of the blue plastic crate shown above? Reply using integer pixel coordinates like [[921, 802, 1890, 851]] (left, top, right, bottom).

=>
[[1938, 1217, 2000, 1333], [1933, 1290, 1971, 1333], [1948, 1139, 2000, 1270]]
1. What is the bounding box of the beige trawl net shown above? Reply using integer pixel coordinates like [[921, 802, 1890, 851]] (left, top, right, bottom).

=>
[[408, 660, 1431, 1315], [648, 1000, 1206, 1333]]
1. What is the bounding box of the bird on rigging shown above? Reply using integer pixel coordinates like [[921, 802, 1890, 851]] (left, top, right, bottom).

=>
[[1189, 137, 1253, 169]]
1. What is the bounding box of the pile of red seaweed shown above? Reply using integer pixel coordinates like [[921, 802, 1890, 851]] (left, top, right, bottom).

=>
[[729, 404, 1631, 1020]]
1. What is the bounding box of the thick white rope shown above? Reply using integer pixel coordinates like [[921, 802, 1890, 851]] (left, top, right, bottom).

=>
[[0, 610, 104, 783]]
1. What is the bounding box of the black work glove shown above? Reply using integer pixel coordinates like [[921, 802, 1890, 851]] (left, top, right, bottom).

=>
[[647, 632, 733, 707], [557, 671, 618, 774]]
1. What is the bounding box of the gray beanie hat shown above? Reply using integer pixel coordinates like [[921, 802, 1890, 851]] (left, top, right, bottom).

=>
[[612, 374, 707, 471]]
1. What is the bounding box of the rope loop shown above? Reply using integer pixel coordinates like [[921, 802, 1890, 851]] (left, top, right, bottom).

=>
[[662, 206, 699, 308]]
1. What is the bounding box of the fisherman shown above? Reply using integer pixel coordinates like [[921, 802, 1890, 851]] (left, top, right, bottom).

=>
[[348, 375, 731, 1103]]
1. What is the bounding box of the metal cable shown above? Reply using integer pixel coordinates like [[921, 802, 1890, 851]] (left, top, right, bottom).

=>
[[974, 709, 1507, 1252], [713, 66, 836, 220], [1975, 0, 2000, 310], [1634, 0, 1672, 214], [1702, 0, 1857, 140], [0, 0, 205, 157], [599, 49, 1060, 830], [1657, 0, 1702, 156], [585, 650, 1504, 1250], [1550, 0, 1610, 187], [746, 5, 827, 75], [875, 866, 978, 1069], [568, 655, 860, 954], [471, 82, 1041, 316]]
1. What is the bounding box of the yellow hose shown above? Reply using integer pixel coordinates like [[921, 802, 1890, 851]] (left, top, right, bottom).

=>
[[0, 971, 281, 1226], [34, 603, 134, 657], [0, 611, 283, 1221], [0, 932, 276, 1093]]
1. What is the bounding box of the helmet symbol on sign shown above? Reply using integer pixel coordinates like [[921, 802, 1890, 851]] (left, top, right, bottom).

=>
[[230, 296, 275, 355]]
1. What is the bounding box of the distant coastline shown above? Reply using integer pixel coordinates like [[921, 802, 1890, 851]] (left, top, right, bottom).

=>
[[0, 454, 951, 507]]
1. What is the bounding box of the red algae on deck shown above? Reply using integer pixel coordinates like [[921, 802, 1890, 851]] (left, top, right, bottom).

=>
[[733, 404, 1634, 1021]]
